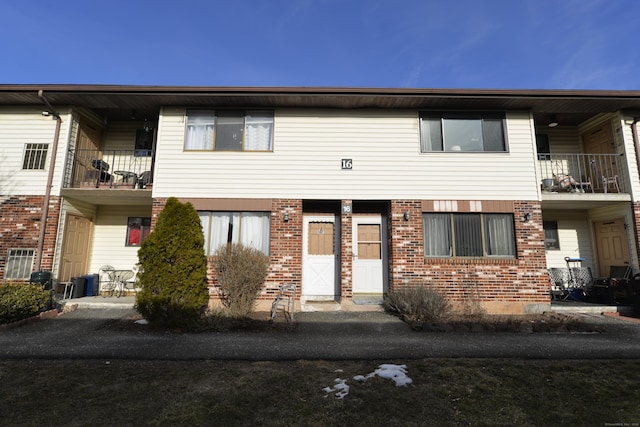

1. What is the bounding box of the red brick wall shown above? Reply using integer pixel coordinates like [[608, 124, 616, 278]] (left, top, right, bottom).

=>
[[631, 202, 640, 265], [263, 199, 303, 299], [0, 195, 61, 280], [150, 197, 549, 313], [388, 200, 548, 313], [152, 197, 305, 301], [340, 201, 353, 300]]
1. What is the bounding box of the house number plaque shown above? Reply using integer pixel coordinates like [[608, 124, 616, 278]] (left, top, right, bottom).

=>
[[341, 159, 353, 169]]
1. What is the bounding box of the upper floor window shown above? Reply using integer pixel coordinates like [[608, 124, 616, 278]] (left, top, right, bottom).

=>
[[22, 143, 48, 169], [185, 110, 274, 151], [423, 213, 515, 258], [420, 112, 506, 152], [198, 211, 270, 255]]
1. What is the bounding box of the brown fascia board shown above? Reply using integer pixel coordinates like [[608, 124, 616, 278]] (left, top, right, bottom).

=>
[[1, 85, 640, 115], [1, 84, 640, 98]]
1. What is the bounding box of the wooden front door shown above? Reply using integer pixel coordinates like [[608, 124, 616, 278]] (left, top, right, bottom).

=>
[[302, 215, 337, 300], [594, 218, 630, 276], [59, 215, 92, 282], [582, 123, 618, 189]]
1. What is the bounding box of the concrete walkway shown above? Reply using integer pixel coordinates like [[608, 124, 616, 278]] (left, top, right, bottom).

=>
[[0, 303, 639, 361]]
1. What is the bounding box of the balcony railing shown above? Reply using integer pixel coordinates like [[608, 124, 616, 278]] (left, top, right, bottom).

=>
[[64, 148, 154, 189], [537, 153, 627, 193]]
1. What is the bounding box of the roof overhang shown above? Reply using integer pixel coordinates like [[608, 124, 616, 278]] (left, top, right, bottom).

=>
[[1, 85, 640, 124]]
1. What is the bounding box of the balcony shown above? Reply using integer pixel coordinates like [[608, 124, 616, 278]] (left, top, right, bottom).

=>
[[64, 149, 154, 190], [537, 153, 627, 194]]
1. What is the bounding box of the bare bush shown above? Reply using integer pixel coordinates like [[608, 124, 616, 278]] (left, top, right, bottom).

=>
[[383, 285, 452, 324], [214, 243, 270, 318]]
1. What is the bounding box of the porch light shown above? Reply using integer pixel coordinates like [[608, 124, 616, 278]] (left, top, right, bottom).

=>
[[548, 115, 559, 128], [283, 212, 290, 222], [523, 212, 532, 222], [403, 211, 410, 221]]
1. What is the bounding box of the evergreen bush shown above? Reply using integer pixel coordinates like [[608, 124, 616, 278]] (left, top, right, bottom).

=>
[[214, 243, 270, 318], [383, 285, 452, 324], [135, 197, 209, 329], [0, 283, 50, 324]]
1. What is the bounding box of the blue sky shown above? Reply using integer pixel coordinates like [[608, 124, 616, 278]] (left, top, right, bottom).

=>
[[1, 0, 638, 89]]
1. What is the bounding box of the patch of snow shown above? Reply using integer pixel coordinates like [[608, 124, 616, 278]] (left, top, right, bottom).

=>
[[323, 364, 412, 399], [135, 319, 149, 325], [323, 378, 350, 399], [373, 364, 412, 387]]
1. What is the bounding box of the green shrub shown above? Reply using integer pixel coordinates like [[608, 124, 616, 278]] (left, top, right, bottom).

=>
[[214, 243, 270, 318], [0, 283, 50, 324], [135, 197, 209, 330], [383, 285, 452, 324]]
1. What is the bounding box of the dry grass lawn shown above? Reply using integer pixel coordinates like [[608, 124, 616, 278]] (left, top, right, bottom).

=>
[[1, 358, 638, 426]]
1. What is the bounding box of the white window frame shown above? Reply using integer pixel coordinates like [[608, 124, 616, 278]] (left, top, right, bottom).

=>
[[184, 110, 274, 152]]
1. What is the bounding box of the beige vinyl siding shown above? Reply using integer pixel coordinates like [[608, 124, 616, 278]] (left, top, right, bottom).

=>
[[154, 108, 539, 201], [0, 107, 72, 196], [543, 210, 595, 271], [87, 205, 151, 274]]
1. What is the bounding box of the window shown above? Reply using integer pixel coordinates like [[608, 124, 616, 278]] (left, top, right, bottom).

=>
[[536, 133, 550, 160], [5, 249, 35, 279], [199, 211, 270, 255], [423, 213, 515, 257], [543, 221, 560, 250], [22, 143, 48, 169], [126, 217, 152, 247], [185, 110, 274, 151], [135, 129, 153, 157], [420, 112, 506, 152]]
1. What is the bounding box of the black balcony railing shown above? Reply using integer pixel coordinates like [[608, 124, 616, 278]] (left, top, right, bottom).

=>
[[65, 148, 154, 189], [537, 153, 626, 193]]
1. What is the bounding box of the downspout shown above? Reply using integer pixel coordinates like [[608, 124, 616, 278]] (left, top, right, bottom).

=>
[[34, 90, 61, 272]]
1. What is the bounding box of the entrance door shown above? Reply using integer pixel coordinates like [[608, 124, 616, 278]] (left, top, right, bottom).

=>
[[59, 214, 92, 282], [353, 215, 384, 294], [594, 218, 630, 275], [302, 215, 337, 300]]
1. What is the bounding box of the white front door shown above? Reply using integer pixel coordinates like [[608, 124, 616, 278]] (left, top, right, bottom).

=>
[[302, 215, 337, 300], [353, 215, 384, 294]]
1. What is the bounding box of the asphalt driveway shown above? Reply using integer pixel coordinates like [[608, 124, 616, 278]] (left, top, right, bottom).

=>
[[0, 308, 639, 360]]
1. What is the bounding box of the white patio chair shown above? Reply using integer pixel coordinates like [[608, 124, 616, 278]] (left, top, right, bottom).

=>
[[98, 265, 116, 297]]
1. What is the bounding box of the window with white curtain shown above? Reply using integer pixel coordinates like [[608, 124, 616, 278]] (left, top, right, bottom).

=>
[[199, 211, 270, 255], [423, 213, 515, 258], [185, 110, 273, 151]]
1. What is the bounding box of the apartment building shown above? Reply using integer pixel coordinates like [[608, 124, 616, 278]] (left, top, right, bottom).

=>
[[1, 85, 639, 314]]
